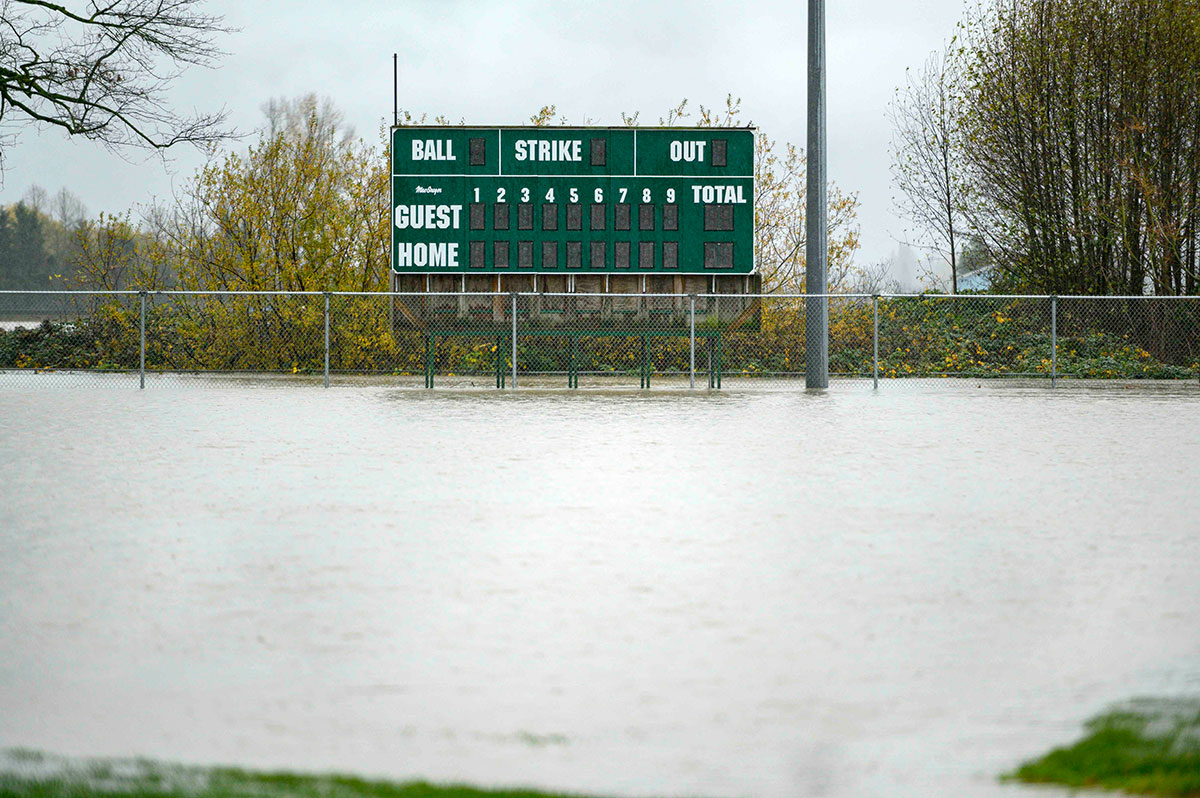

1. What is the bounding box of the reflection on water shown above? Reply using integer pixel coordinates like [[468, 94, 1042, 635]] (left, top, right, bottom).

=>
[[1, 379, 1199, 797]]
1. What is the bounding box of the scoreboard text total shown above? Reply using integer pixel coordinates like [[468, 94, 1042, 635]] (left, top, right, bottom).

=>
[[390, 127, 755, 275]]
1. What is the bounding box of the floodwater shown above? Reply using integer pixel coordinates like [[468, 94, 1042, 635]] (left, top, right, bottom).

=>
[[2, 377, 1199, 798]]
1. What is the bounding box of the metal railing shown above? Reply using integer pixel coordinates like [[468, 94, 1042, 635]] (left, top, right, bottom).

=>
[[1, 290, 1198, 389]]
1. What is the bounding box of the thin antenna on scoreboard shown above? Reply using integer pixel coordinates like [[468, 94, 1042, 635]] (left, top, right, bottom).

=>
[[389, 53, 397, 329]]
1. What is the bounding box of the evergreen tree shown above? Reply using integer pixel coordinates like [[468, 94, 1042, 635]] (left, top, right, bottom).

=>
[[9, 203, 51, 288], [0, 207, 12, 289]]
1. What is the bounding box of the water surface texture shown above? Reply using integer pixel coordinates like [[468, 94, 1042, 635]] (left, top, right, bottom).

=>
[[2, 379, 1199, 797]]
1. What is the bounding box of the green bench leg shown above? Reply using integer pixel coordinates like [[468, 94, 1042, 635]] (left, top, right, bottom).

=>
[[425, 335, 434, 389], [569, 336, 578, 389], [716, 332, 722, 389]]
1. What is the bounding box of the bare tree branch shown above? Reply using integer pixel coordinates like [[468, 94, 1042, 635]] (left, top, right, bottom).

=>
[[889, 43, 964, 292], [0, 0, 235, 172]]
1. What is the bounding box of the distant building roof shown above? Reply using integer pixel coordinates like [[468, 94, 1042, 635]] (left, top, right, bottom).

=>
[[958, 266, 993, 292]]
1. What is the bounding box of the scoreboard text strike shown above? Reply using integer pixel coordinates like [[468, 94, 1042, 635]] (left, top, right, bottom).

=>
[[391, 127, 754, 275]]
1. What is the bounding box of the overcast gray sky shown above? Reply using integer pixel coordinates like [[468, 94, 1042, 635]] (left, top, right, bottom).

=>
[[0, 0, 966, 267]]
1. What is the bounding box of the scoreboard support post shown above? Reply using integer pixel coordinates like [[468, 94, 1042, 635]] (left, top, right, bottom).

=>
[[424, 335, 433, 389], [495, 336, 505, 389], [689, 295, 696, 390], [806, 0, 830, 389], [569, 336, 578, 389]]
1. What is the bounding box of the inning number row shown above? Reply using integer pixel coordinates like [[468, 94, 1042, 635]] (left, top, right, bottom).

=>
[[474, 187, 677, 204]]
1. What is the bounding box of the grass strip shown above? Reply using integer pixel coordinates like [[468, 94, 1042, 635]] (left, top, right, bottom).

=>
[[1005, 699, 1200, 796], [0, 750, 637, 798]]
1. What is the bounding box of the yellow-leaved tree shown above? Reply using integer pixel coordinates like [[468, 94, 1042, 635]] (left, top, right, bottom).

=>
[[81, 94, 861, 297], [116, 95, 395, 373], [165, 95, 388, 293], [58, 95, 866, 374]]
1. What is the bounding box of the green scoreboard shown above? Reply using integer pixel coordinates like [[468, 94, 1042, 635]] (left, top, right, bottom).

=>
[[391, 126, 755, 275]]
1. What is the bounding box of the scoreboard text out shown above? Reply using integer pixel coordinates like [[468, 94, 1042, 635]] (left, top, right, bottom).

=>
[[390, 127, 755, 275]]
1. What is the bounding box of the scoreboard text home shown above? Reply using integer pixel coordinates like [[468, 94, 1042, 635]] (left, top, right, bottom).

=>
[[391, 126, 756, 279]]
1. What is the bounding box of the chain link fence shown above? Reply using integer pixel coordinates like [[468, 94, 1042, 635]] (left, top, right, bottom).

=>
[[2, 291, 1198, 389]]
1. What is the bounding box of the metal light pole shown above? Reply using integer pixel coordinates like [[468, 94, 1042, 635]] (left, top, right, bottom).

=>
[[805, 0, 829, 389]]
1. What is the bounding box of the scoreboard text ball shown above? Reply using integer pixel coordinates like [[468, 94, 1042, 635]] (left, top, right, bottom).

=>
[[390, 126, 755, 275]]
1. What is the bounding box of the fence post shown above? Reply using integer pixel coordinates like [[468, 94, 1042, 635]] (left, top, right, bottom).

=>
[[689, 295, 696, 390], [1051, 295, 1057, 387], [323, 292, 330, 389], [872, 294, 879, 390], [511, 292, 517, 390], [139, 290, 146, 390]]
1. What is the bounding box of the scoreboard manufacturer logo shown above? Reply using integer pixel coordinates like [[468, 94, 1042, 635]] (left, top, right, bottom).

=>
[[390, 126, 755, 274]]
